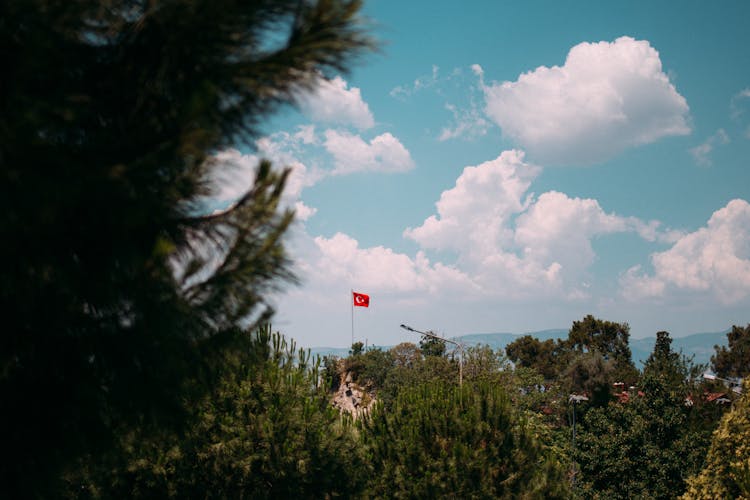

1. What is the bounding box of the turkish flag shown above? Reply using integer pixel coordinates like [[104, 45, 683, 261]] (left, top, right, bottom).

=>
[[352, 292, 370, 307]]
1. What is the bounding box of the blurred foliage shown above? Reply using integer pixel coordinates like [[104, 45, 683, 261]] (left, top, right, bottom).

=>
[[0, 0, 370, 494]]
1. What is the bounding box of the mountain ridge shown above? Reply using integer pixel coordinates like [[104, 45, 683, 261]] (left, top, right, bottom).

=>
[[309, 328, 731, 368]]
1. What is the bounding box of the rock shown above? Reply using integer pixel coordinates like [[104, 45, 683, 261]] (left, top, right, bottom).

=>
[[331, 371, 376, 419]]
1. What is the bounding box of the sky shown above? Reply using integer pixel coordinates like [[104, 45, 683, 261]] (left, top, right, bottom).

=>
[[212, 0, 750, 348]]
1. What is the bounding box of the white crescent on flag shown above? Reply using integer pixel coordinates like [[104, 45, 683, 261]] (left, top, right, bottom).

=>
[[352, 292, 370, 307]]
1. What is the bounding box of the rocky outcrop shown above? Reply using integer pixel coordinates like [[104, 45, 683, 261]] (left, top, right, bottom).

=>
[[331, 371, 376, 419]]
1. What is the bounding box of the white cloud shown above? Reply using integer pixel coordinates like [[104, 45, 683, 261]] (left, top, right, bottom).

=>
[[514, 191, 629, 276], [310, 233, 468, 292], [206, 123, 415, 224], [404, 150, 538, 259], [482, 36, 691, 165], [294, 201, 317, 222], [689, 129, 730, 166], [405, 150, 672, 299], [621, 199, 750, 304], [324, 130, 414, 175], [438, 101, 490, 142], [390, 65, 440, 100], [297, 75, 375, 130]]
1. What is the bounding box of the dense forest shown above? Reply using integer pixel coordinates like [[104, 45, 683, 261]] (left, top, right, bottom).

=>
[[2, 1, 749, 497], [53, 321, 750, 497]]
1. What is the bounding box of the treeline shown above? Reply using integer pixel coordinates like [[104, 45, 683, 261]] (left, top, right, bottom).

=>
[[60, 324, 570, 497], [327, 318, 750, 499], [60, 320, 750, 498]]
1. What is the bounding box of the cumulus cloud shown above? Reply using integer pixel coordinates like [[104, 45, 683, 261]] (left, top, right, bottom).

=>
[[324, 130, 414, 175], [294, 201, 317, 222], [297, 75, 375, 130], [689, 129, 730, 166], [284, 232, 477, 301], [482, 36, 691, 165], [210, 121, 415, 208], [621, 199, 750, 304], [404, 150, 538, 259], [404, 150, 671, 298], [515, 191, 630, 275]]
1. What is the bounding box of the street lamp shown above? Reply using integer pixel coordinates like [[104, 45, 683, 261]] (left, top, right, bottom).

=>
[[703, 371, 744, 394], [569, 393, 589, 448], [400, 324, 464, 386], [568, 393, 588, 486]]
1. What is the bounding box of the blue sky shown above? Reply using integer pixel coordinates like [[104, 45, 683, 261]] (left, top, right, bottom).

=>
[[213, 1, 750, 347]]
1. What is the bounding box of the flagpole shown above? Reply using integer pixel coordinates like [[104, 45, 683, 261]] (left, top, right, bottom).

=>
[[350, 289, 354, 347]]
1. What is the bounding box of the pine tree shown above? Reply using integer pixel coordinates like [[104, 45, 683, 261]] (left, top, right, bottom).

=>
[[0, 0, 370, 494], [361, 381, 571, 498], [65, 326, 366, 498]]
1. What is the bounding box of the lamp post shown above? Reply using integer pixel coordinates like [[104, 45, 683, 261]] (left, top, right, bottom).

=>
[[568, 393, 588, 486], [400, 324, 464, 386], [568, 394, 589, 447], [703, 371, 744, 394]]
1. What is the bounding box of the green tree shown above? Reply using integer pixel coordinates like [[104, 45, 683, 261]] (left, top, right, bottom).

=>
[[561, 352, 615, 407], [0, 0, 370, 494], [682, 379, 750, 500], [566, 315, 638, 386], [712, 324, 750, 379], [644, 331, 704, 390], [574, 331, 713, 499], [65, 326, 366, 498], [419, 333, 447, 357], [506, 335, 566, 380], [463, 344, 507, 383], [361, 381, 571, 498], [350, 341, 365, 356], [390, 342, 421, 368], [348, 346, 394, 390], [322, 355, 342, 391]]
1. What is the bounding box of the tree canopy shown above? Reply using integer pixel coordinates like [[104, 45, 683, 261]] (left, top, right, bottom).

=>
[[0, 0, 370, 493], [682, 379, 750, 499], [361, 381, 571, 499], [712, 324, 750, 379]]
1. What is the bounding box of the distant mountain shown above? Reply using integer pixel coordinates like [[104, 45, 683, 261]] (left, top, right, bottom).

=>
[[630, 330, 730, 368], [458, 329, 730, 368], [458, 329, 568, 350], [309, 346, 350, 359], [308, 329, 731, 369]]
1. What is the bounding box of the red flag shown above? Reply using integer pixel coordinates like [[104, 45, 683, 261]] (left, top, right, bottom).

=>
[[352, 292, 370, 307]]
